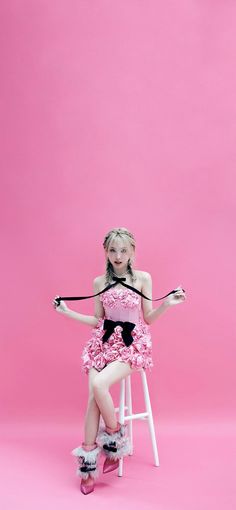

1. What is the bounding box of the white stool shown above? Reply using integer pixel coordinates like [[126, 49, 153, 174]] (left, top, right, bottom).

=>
[[115, 368, 159, 477]]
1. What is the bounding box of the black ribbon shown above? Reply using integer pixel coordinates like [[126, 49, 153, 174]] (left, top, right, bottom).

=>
[[103, 441, 117, 452], [102, 319, 135, 347], [54, 276, 185, 306]]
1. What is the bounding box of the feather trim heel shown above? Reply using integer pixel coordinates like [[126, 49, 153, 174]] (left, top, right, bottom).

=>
[[96, 421, 131, 474], [71, 442, 101, 494]]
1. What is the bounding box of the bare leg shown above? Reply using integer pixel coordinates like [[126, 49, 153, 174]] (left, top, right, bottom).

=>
[[92, 360, 135, 429], [80, 369, 102, 492], [81, 362, 135, 486], [83, 367, 101, 445]]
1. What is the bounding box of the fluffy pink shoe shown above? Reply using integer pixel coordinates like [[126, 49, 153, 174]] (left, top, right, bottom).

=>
[[71, 442, 101, 495], [96, 421, 131, 474]]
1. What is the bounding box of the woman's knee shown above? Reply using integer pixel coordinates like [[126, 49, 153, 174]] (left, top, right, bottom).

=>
[[91, 376, 108, 397], [88, 367, 99, 398], [87, 390, 95, 403]]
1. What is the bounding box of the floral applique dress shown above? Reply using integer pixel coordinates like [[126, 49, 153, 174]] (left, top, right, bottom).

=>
[[81, 287, 154, 374]]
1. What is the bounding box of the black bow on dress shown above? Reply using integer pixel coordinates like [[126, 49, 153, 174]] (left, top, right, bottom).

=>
[[102, 319, 135, 347]]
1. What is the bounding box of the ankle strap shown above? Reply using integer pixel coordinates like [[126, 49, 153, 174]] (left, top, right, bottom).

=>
[[105, 422, 121, 434], [82, 442, 98, 451]]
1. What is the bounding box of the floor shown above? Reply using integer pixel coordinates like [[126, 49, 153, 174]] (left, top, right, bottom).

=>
[[1, 418, 235, 510]]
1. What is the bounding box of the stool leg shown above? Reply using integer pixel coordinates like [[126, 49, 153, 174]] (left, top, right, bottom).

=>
[[126, 375, 133, 455], [141, 369, 160, 466], [118, 378, 125, 476]]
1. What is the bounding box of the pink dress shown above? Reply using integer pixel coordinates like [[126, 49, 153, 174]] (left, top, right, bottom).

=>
[[81, 287, 154, 374]]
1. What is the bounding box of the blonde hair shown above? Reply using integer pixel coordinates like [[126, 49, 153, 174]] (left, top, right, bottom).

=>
[[103, 227, 137, 285]]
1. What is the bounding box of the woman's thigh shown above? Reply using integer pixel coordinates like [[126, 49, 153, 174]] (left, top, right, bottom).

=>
[[92, 360, 135, 391]]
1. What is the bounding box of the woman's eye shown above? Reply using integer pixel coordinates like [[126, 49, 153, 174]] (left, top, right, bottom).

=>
[[109, 248, 126, 253]]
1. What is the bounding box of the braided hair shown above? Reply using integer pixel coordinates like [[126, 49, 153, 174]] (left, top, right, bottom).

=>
[[103, 227, 137, 285]]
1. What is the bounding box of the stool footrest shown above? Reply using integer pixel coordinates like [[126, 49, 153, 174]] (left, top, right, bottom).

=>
[[115, 405, 128, 412], [115, 407, 149, 420], [124, 412, 148, 421]]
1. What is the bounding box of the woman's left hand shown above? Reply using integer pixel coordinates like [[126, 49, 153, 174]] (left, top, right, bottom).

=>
[[164, 285, 187, 306]]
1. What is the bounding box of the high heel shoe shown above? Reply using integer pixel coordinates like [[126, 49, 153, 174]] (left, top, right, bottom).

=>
[[80, 475, 95, 495], [96, 421, 131, 474], [71, 442, 101, 495], [103, 457, 119, 473]]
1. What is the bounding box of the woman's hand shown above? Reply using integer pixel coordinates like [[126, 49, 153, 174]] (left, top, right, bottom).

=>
[[163, 285, 186, 307], [52, 295, 69, 314]]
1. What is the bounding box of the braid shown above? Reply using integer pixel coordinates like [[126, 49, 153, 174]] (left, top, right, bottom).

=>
[[105, 259, 115, 285], [103, 227, 137, 285], [127, 258, 136, 283]]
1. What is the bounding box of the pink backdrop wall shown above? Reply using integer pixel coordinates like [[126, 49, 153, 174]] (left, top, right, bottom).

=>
[[1, 0, 235, 428]]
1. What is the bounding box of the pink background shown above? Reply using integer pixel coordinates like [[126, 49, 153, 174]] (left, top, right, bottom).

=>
[[1, 1, 235, 509]]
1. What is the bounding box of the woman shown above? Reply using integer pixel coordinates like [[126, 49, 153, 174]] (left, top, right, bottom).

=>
[[52, 227, 186, 494]]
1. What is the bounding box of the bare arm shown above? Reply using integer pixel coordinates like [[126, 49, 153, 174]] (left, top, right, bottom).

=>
[[141, 272, 170, 325], [62, 308, 99, 327], [145, 302, 170, 325], [142, 272, 186, 325], [53, 277, 105, 327]]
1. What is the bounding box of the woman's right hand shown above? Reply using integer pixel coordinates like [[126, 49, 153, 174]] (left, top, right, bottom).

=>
[[52, 295, 69, 314]]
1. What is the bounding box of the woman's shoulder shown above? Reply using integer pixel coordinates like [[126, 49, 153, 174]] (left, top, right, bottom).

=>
[[134, 270, 151, 279], [93, 274, 106, 289], [135, 271, 152, 291]]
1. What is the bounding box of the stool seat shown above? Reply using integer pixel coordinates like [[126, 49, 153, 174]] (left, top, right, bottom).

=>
[[100, 368, 160, 477]]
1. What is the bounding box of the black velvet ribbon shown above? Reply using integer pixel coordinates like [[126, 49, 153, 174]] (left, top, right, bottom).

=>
[[103, 441, 117, 452], [102, 318, 135, 346], [54, 276, 185, 306]]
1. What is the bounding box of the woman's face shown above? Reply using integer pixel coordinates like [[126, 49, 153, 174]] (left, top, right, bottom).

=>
[[106, 238, 133, 272]]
